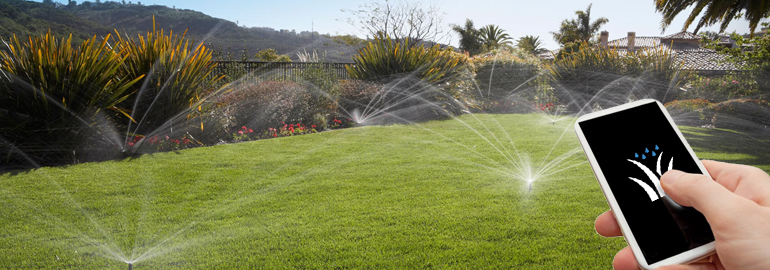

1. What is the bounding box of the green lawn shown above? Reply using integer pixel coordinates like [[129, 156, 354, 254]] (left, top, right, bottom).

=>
[[0, 113, 767, 269]]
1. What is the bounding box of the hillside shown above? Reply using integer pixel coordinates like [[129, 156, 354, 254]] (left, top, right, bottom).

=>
[[0, 0, 360, 62], [0, 0, 111, 44]]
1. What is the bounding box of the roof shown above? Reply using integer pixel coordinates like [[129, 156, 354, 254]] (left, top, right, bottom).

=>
[[609, 36, 660, 48], [675, 51, 740, 71], [602, 31, 739, 71], [537, 31, 744, 71], [662, 31, 700, 40]]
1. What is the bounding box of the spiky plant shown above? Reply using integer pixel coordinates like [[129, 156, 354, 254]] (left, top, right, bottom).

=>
[[345, 35, 469, 122], [114, 17, 223, 138], [547, 42, 689, 112], [346, 35, 466, 83], [0, 31, 143, 167]]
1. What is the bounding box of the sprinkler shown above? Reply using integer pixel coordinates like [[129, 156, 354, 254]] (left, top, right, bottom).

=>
[[128, 262, 133, 270], [527, 178, 534, 191]]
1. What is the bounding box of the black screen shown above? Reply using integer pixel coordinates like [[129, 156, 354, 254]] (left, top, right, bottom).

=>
[[579, 102, 714, 264]]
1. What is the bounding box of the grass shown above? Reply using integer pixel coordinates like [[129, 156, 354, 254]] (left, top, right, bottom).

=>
[[0, 113, 767, 269]]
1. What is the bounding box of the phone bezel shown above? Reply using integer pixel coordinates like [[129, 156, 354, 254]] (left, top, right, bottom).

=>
[[574, 99, 715, 269]]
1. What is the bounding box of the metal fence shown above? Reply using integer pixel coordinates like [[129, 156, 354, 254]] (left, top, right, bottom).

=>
[[212, 61, 352, 82]]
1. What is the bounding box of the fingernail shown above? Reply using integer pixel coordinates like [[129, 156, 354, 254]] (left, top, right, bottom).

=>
[[662, 170, 684, 186]]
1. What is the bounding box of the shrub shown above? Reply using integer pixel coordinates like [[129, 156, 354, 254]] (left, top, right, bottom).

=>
[[0, 31, 142, 167], [214, 81, 326, 133], [664, 98, 770, 132], [711, 99, 770, 132], [664, 99, 715, 127], [295, 63, 341, 126], [114, 17, 223, 138], [679, 74, 762, 102], [346, 35, 467, 83], [548, 42, 689, 112], [470, 49, 542, 112], [337, 80, 384, 123], [345, 35, 470, 123]]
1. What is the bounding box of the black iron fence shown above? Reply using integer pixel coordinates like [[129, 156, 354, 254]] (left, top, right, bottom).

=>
[[212, 61, 353, 82]]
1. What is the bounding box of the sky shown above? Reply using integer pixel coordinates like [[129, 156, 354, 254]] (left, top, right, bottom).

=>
[[49, 0, 765, 50]]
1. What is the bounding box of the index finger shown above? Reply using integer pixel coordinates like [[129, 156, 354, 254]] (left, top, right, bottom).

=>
[[595, 210, 622, 237]]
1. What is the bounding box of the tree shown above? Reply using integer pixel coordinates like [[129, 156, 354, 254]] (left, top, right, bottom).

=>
[[255, 49, 291, 62], [343, 0, 449, 47], [713, 25, 770, 93], [479, 24, 513, 51], [655, 0, 770, 36], [551, 4, 609, 46], [517, 35, 548, 55], [451, 19, 483, 56]]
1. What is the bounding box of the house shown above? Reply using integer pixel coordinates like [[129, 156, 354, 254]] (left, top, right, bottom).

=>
[[601, 31, 740, 74], [539, 31, 742, 75]]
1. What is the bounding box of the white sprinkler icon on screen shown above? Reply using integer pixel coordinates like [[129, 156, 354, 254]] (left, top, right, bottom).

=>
[[627, 145, 673, 202]]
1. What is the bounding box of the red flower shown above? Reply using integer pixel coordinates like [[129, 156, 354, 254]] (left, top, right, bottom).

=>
[[174, 140, 180, 144], [248, 129, 253, 133], [165, 135, 170, 140], [183, 139, 190, 144], [237, 130, 244, 135], [273, 133, 277, 137], [311, 125, 316, 128], [242, 126, 248, 130]]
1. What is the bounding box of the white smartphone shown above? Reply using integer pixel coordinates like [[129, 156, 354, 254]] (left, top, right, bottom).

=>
[[574, 99, 715, 269]]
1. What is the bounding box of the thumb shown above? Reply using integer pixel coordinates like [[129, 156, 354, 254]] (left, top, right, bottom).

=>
[[661, 170, 744, 226]]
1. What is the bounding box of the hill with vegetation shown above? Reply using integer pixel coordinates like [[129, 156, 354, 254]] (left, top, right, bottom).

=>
[[0, 0, 361, 62], [0, 0, 111, 44]]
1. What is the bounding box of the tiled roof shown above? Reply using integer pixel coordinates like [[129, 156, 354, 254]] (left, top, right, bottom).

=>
[[662, 42, 713, 52], [662, 31, 700, 40], [675, 51, 740, 71], [537, 31, 744, 71], [603, 33, 739, 71], [608, 36, 660, 48]]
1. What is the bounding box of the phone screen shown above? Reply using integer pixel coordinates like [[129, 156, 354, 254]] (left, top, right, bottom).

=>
[[578, 101, 714, 265]]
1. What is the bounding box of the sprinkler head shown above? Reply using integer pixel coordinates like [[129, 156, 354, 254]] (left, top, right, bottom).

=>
[[527, 178, 534, 191], [128, 262, 132, 270]]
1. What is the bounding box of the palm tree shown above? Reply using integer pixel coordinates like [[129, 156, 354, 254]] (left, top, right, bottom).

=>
[[655, 0, 770, 36], [551, 4, 609, 46], [517, 35, 549, 55], [479, 24, 513, 51], [451, 19, 483, 56]]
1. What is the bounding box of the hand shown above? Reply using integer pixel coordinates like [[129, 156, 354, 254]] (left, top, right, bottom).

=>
[[595, 160, 770, 270]]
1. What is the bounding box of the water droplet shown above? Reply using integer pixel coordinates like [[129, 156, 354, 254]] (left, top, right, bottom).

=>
[[635, 153, 639, 158], [642, 154, 647, 159], [645, 148, 649, 153], [655, 145, 659, 150], [652, 151, 656, 157]]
